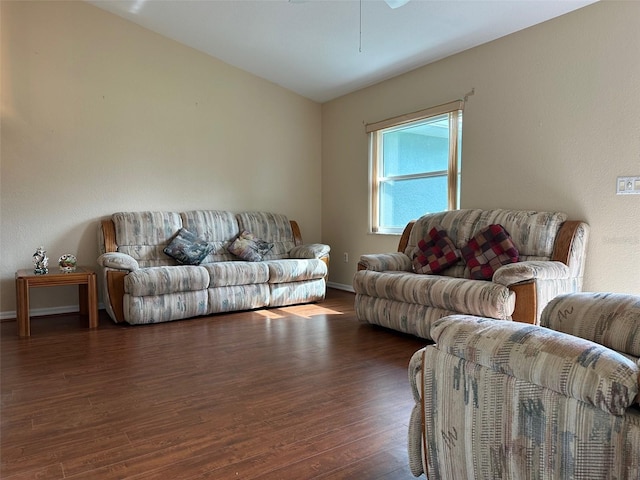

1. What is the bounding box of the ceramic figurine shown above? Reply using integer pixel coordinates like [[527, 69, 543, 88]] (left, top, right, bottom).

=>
[[33, 246, 49, 274], [58, 254, 77, 272]]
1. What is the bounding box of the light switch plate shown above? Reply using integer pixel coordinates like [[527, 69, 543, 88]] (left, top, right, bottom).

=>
[[616, 176, 640, 195]]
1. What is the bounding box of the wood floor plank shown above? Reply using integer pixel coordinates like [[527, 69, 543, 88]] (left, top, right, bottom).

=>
[[1, 289, 428, 479], [253, 425, 409, 480]]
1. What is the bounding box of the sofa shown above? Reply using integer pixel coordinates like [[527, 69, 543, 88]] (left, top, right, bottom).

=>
[[97, 210, 330, 325], [408, 292, 640, 479], [353, 209, 589, 339]]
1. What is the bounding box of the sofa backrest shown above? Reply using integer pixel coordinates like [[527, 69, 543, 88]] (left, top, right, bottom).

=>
[[406, 209, 480, 254], [108, 210, 298, 265], [236, 211, 295, 260], [181, 210, 239, 263], [405, 209, 569, 276], [541, 292, 640, 360], [475, 210, 568, 258], [112, 211, 182, 267]]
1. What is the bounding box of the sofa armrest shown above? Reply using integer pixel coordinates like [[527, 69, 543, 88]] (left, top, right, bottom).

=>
[[409, 348, 425, 403], [357, 252, 412, 272], [430, 315, 640, 415], [552, 220, 590, 278], [97, 252, 139, 272], [99, 218, 118, 253], [289, 243, 330, 259], [492, 260, 570, 286], [541, 292, 640, 358], [95, 253, 136, 324], [408, 348, 427, 477]]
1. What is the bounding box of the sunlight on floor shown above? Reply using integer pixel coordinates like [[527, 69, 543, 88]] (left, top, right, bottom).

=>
[[255, 303, 345, 320]]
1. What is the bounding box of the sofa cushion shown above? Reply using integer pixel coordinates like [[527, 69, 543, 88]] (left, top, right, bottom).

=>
[[289, 243, 331, 259], [125, 265, 210, 296], [461, 224, 519, 280], [406, 209, 482, 255], [207, 284, 270, 313], [477, 210, 568, 258], [412, 226, 460, 274], [267, 259, 328, 284], [97, 252, 139, 271], [180, 210, 240, 263], [358, 252, 413, 273], [355, 294, 459, 339], [228, 231, 274, 261], [203, 261, 270, 288], [113, 211, 183, 267], [124, 290, 209, 325], [405, 209, 569, 261], [269, 278, 327, 306], [541, 292, 640, 358], [163, 228, 214, 265], [236, 212, 296, 260], [353, 270, 516, 319]]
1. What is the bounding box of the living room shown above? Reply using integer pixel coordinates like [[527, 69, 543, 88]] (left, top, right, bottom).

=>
[[1, 0, 639, 478], [1, 1, 639, 316]]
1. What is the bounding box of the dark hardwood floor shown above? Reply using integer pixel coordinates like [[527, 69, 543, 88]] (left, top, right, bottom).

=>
[[1, 288, 429, 479]]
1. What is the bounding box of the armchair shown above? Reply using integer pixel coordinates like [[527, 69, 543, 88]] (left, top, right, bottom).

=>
[[408, 292, 640, 479]]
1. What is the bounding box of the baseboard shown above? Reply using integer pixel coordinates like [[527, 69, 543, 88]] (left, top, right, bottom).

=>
[[0, 303, 105, 322], [327, 282, 354, 293]]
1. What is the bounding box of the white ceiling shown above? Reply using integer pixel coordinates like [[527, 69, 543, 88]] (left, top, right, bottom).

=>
[[88, 0, 597, 103]]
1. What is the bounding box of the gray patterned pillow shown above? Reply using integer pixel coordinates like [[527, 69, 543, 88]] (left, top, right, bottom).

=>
[[228, 230, 273, 262], [163, 228, 213, 265]]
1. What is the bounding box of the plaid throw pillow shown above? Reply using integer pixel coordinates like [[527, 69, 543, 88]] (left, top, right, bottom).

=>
[[461, 224, 519, 280], [412, 226, 460, 274]]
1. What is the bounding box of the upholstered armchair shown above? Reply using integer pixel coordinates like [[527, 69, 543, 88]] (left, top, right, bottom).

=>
[[408, 292, 640, 479]]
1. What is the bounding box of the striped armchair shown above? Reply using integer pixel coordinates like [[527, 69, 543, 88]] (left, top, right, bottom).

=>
[[408, 292, 640, 479]]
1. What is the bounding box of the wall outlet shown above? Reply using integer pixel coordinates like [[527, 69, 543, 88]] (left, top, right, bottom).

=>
[[617, 176, 640, 195], [343, 252, 349, 263]]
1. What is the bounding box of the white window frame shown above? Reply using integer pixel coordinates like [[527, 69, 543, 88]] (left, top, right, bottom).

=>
[[366, 100, 463, 234]]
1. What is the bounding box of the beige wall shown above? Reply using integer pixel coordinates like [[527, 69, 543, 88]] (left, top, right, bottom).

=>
[[3, 1, 639, 319], [322, 1, 640, 294], [0, 1, 322, 315]]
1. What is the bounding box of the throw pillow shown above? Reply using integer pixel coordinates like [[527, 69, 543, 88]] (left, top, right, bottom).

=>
[[461, 224, 519, 280], [412, 226, 460, 274], [164, 228, 214, 265], [227, 231, 274, 262]]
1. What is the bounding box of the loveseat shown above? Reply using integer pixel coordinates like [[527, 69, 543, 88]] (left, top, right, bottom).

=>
[[408, 292, 640, 479], [97, 210, 330, 325], [353, 209, 589, 339]]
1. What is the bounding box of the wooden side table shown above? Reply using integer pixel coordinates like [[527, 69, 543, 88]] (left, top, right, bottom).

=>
[[15, 266, 99, 337]]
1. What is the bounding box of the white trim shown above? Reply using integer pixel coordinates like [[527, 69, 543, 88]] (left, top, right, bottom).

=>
[[368, 104, 463, 233], [0, 303, 105, 321], [365, 99, 464, 133], [327, 282, 355, 293]]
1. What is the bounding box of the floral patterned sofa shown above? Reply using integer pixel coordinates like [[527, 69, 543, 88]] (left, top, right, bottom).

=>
[[353, 209, 589, 339], [408, 292, 640, 479], [97, 210, 330, 325]]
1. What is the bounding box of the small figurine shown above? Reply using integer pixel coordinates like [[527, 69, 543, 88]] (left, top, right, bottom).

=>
[[58, 254, 77, 273], [33, 246, 49, 274]]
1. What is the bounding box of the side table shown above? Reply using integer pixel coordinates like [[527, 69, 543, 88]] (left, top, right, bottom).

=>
[[15, 266, 99, 337]]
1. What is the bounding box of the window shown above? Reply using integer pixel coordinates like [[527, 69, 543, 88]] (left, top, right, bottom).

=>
[[367, 100, 463, 234]]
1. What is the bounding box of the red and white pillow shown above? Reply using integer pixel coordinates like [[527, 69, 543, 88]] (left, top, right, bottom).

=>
[[412, 226, 461, 274], [413, 223, 519, 279], [461, 224, 519, 280]]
